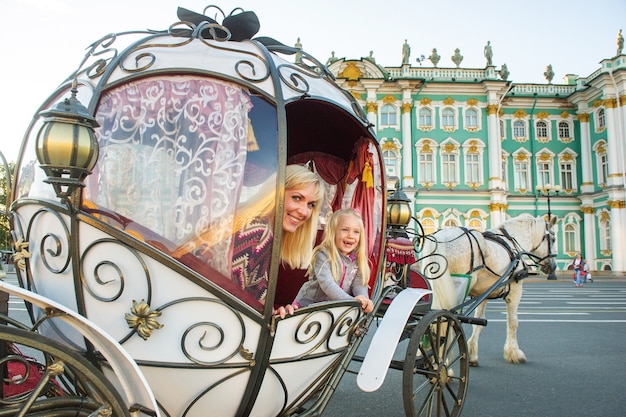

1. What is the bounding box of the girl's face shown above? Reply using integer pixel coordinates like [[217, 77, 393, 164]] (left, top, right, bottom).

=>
[[283, 184, 318, 233], [334, 214, 361, 256]]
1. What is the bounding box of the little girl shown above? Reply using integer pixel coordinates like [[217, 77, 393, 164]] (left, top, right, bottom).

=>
[[293, 208, 374, 313]]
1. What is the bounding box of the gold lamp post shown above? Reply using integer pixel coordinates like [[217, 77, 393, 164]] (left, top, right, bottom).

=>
[[35, 80, 99, 204], [536, 183, 560, 280]]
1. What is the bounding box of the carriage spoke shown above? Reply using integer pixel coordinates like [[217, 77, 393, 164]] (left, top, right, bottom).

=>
[[403, 311, 468, 417]]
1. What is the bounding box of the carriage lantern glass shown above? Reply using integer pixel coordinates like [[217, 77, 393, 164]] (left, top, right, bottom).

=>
[[35, 79, 99, 201], [386, 186, 412, 229]]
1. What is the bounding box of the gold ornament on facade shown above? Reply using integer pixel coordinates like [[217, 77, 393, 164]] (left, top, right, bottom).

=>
[[469, 182, 480, 190], [620, 94, 626, 107], [592, 99, 603, 108], [443, 126, 456, 133], [467, 127, 479, 133], [381, 140, 399, 152], [560, 111, 570, 119], [601, 249, 612, 256], [423, 209, 433, 217], [607, 200, 626, 209], [600, 211, 610, 222], [604, 98, 617, 109], [596, 144, 606, 154], [401, 102, 413, 113], [577, 113, 589, 123], [444, 182, 456, 189], [443, 97, 455, 105], [513, 109, 527, 118], [338, 62, 361, 81], [421, 182, 433, 190], [581, 206, 595, 214], [443, 143, 457, 152], [538, 152, 552, 161], [561, 153, 573, 162], [382, 95, 397, 103], [537, 136, 550, 144], [514, 153, 528, 162], [420, 97, 432, 105], [365, 102, 378, 113], [486, 104, 498, 115], [467, 98, 478, 106], [125, 299, 164, 340], [349, 91, 362, 101], [422, 140, 432, 152], [489, 202, 507, 212], [536, 111, 549, 119]]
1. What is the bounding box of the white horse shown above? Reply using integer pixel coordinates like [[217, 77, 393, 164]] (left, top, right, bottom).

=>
[[417, 214, 557, 366]]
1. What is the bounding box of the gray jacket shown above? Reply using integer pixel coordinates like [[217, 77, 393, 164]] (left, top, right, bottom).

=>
[[294, 247, 368, 307]]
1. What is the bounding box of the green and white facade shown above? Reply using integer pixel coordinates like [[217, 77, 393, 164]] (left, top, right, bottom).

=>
[[327, 51, 626, 274]]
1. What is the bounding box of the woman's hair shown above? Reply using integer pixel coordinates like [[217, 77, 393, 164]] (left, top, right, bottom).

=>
[[280, 164, 325, 269], [309, 208, 370, 286], [173, 164, 323, 269]]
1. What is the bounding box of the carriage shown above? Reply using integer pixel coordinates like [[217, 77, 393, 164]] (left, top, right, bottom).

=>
[[0, 6, 556, 417]]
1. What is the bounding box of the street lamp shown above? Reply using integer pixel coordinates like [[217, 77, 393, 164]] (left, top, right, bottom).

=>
[[536, 183, 561, 280]]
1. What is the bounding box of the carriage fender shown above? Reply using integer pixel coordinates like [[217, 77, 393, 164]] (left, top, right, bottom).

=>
[[0, 280, 160, 417], [357, 288, 432, 392]]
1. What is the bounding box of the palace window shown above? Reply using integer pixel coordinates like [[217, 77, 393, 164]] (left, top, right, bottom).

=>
[[599, 212, 611, 251], [596, 108, 606, 131], [513, 120, 526, 138], [381, 104, 397, 127], [513, 153, 531, 192], [465, 153, 480, 183], [468, 218, 483, 232], [564, 223, 578, 253], [560, 161, 574, 191], [465, 108, 478, 129], [419, 107, 433, 128], [594, 141, 608, 186], [443, 218, 459, 228], [419, 152, 434, 183], [421, 217, 436, 235], [382, 148, 399, 177], [537, 161, 552, 188], [442, 108, 456, 129], [536, 120, 548, 139], [558, 121, 570, 139]]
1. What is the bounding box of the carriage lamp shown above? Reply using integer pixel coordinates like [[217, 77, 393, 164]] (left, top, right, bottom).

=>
[[536, 184, 561, 280], [386, 186, 412, 230], [35, 79, 99, 202]]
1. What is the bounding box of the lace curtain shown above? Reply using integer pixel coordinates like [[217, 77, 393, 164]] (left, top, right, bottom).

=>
[[85, 75, 253, 276]]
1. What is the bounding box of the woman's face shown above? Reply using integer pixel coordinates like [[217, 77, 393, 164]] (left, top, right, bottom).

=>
[[283, 184, 319, 233]]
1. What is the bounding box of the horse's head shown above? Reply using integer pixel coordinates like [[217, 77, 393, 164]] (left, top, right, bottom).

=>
[[535, 215, 557, 275]]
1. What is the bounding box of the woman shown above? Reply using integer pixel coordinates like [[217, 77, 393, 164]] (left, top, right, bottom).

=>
[[572, 253, 584, 287], [174, 164, 325, 315]]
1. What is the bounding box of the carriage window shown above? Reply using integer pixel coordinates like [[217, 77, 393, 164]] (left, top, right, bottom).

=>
[[85, 75, 278, 311]]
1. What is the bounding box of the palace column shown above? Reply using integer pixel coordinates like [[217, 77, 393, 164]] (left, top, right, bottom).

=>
[[581, 206, 597, 268], [604, 98, 624, 188], [608, 199, 626, 271], [577, 113, 595, 194], [365, 101, 377, 129], [401, 101, 414, 187], [486, 103, 506, 226]]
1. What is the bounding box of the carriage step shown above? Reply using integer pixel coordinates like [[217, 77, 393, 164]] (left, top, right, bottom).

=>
[[457, 315, 488, 326]]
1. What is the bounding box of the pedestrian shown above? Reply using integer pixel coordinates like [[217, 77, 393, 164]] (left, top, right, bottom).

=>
[[583, 259, 593, 283], [572, 253, 583, 287], [292, 208, 374, 313]]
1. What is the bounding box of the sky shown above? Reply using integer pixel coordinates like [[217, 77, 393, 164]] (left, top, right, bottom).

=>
[[1, 0, 625, 164]]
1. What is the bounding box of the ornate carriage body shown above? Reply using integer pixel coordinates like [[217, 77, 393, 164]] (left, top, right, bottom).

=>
[[8, 8, 391, 417]]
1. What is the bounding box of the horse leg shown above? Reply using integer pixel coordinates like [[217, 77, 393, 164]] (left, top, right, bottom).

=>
[[467, 300, 488, 367], [503, 282, 526, 364]]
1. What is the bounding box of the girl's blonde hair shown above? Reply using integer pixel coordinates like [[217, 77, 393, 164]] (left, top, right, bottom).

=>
[[308, 208, 370, 286]]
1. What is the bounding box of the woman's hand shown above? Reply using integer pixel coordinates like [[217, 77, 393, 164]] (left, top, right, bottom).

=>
[[273, 304, 298, 319], [354, 295, 374, 313]]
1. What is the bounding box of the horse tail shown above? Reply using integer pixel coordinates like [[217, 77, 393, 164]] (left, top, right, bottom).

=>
[[418, 233, 459, 311]]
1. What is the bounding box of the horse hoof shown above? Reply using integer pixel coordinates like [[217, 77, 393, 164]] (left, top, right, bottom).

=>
[[469, 360, 479, 367]]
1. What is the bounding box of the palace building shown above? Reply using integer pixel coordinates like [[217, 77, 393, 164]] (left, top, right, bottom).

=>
[[326, 38, 626, 274]]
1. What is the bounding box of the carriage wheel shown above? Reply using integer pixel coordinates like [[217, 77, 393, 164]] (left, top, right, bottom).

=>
[[1, 325, 131, 417], [402, 310, 468, 417]]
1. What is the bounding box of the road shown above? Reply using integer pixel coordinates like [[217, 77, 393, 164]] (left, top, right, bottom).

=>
[[323, 276, 626, 417], [3, 270, 626, 416]]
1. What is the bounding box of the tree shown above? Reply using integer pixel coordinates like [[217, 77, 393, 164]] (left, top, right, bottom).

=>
[[0, 160, 15, 252]]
